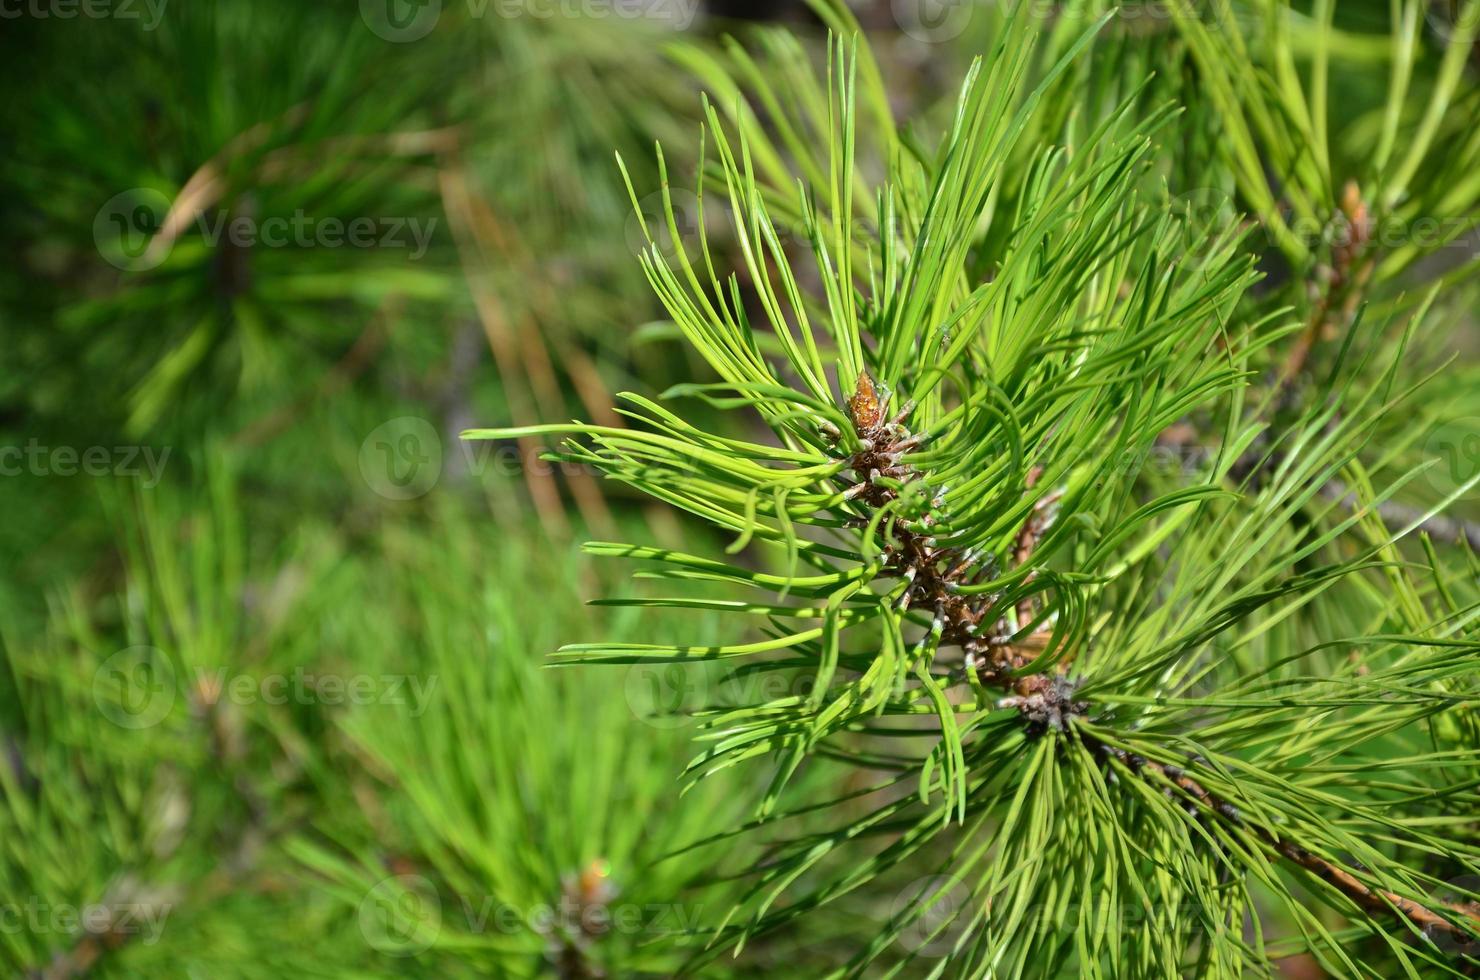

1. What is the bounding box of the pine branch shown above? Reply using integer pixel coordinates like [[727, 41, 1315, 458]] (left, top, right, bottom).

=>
[[843, 374, 1479, 945], [466, 8, 1480, 972], [1150, 425, 1480, 549], [837, 374, 1067, 705], [1085, 736, 1480, 943], [1319, 479, 1480, 552]]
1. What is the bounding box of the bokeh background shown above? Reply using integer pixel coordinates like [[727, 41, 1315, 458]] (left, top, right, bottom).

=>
[[0, 1, 1475, 977]]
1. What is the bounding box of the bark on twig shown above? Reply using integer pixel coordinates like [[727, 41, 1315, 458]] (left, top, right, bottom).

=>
[[1089, 737, 1480, 943], [1276, 181, 1374, 391], [838, 372, 1479, 951]]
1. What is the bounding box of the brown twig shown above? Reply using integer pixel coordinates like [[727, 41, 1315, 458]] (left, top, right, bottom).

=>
[[1012, 466, 1066, 631], [838, 373, 1479, 950], [838, 374, 1061, 701], [1090, 738, 1480, 943], [1145, 427, 1480, 550], [1277, 181, 1374, 390]]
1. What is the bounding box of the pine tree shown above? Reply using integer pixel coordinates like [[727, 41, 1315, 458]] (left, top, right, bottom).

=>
[[469, 2, 1480, 975]]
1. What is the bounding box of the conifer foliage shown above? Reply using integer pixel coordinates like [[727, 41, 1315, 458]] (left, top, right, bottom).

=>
[[470, 2, 1480, 976]]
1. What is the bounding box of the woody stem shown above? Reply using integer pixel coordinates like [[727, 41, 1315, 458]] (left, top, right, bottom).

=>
[[1085, 734, 1480, 942]]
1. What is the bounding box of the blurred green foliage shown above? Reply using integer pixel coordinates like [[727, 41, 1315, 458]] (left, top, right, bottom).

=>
[[0, 0, 1476, 976]]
